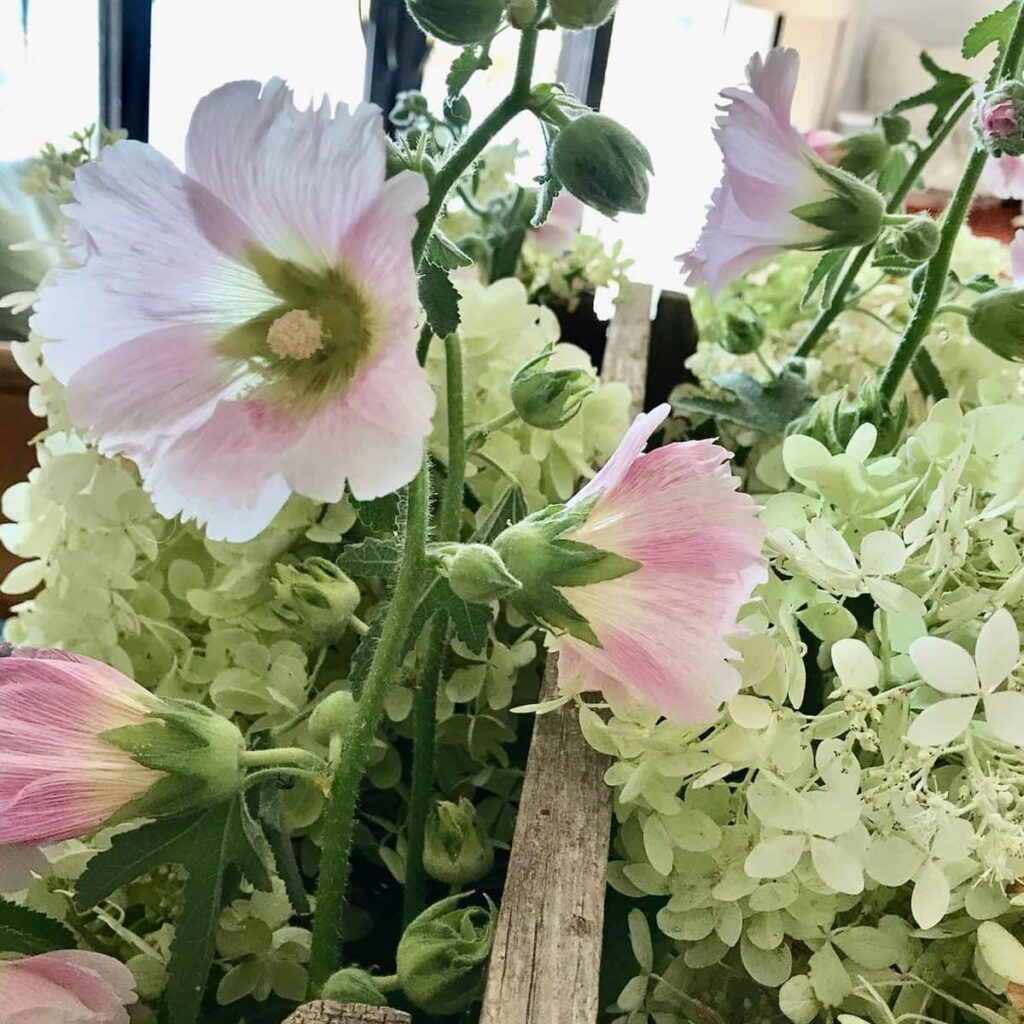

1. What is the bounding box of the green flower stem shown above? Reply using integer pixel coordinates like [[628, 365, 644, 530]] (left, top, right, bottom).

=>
[[411, 25, 540, 270], [307, 462, 430, 994], [239, 747, 326, 772], [793, 90, 975, 360], [467, 407, 520, 446], [935, 304, 973, 319], [404, 333, 467, 926], [879, 0, 1024, 404]]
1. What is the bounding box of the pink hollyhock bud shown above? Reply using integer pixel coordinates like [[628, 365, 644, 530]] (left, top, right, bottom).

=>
[[680, 48, 885, 297], [0, 647, 245, 846], [976, 81, 1024, 157], [494, 405, 766, 722], [0, 950, 137, 1023]]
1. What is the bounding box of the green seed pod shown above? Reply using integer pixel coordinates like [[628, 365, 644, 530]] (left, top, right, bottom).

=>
[[308, 691, 358, 746], [406, 0, 505, 45], [441, 543, 522, 605], [549, 0, 618, 30], [968, 288, 1024, 361], [423, 798, 495, 885], [272, 557, 361, 644], [551, 113, 653, 218], [397, 894, 496, 1014], [321, 968, 388, 1007]]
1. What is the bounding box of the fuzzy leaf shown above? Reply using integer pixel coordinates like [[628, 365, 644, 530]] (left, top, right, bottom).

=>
[[76, 798, 272, 1024], [892, 53, 973, 136], [446, 44, 490, 100], [407, 577, 493, 655], [426, 231, 473, 271], [352, 492, 400, 533], [335, 538, 401, 579], [671, 369, 815, 436], [803, 250, 848, 309], [419, 260, 461, 338], [0, 899, 75, 955]]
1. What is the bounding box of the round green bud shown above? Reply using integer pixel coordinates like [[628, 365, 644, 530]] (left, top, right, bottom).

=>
[[549, 0, 618, 30], [974, 79, 1024, 157], [406, 0, 505, 45], [714, 301, 765, 355], [507, 0, 538, 28], [308, 691, 358, 745], [424, 798, 494, 885], [967, 288, 1024, 361], [322, 968, 388, 1007], [832, 131, 889, 179], [893, 216, 940, 264], [793, 161, 886, 252], [443, 543, 522, 605], [510, 346, 594, 429], [397, 895, 496, 1014], [551, 113, 653, 218]]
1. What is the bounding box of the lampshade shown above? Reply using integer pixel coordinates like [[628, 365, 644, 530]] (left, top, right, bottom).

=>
[[737, 0, 853, 18]]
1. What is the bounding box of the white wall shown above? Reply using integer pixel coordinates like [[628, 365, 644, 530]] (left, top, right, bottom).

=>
[[838, 0, 993, 112]]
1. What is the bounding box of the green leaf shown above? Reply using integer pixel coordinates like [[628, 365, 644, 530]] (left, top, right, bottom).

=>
[[426, 231, 473, 271], [335, 538, 401, 579], [352, 492, 400, 533], [671, 369, 815, 436], [802, 250, 849, 309], [963, 3, 1016, 61], [892, 53, 973, 136], [76, 798, 272, 1024], [420, 260, 461, 337], [473, 484, 529, 544], [407, 577, 494, 655], [446, 44, 490, 100], [0, 899, 75, 955]]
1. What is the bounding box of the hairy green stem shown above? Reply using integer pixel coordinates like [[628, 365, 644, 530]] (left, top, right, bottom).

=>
[[468, 407, 520, 445], [404, 334, 467, 925], [793, 90, 975, 359], [880, 2, 1024, 404], [307, 464, 430, 993], [239, 747, 326, 772], [411, 26, 539, 269]]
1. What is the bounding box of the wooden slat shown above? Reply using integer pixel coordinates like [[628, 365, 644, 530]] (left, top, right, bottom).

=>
[[283, 1002, 410, 1024], [480, 283, 654, 1024]]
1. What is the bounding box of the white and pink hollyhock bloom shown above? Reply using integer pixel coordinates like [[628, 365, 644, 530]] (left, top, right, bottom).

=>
[[982, 155, 1024, 199], [0, 647, 245, 846], [32, 79, 433, 541], [0, 950, 137, 1024], [680, 48, 885, 297], [493, 404, 766, 722]]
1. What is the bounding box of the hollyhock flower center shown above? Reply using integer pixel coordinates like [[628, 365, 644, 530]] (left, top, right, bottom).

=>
[[218, 252, 379, 413], [266, 308, 325, 360]]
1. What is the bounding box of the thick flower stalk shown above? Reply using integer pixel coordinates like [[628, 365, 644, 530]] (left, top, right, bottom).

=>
[[0, 647, 246, 845], [681, 48, 885, 297], [494, 404, 766, 722], [0, 950, 138, 1024], [32, 79, 433, 541]]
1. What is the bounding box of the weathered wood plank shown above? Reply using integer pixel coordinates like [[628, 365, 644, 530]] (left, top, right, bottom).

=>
[[282, 1002, 410, 1024], [479, 283, 654, 1024]]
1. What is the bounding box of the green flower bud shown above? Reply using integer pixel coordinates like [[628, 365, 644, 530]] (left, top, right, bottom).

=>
[[273, 557, 361, 644], [713, 300, 765, 355], [549, 0, 618, 30], [975, 79, 1024, 157], [424, 798, 494, 885], [551, 113, 653, 218], [831, 380, 908, 456], [510, 345, 594, 429], [397, 894, 496, 1014], [322, 968, 389, 1007], [893, 216, 940, 264], [792, 161, 886, 252], [406, 0, 505, 45], [493, 499, 639, 645], [437, 543, 522, 604], [831, 131, 889, 179], [102, 701, 246, 820], [967, 288, 1024, 361], [308, 691, 358, 745], [507, 0, 538, 29]]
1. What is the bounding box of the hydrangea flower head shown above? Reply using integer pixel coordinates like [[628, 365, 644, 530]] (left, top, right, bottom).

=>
[[680, 48, 885, 297], [33, 79, 433, 541]]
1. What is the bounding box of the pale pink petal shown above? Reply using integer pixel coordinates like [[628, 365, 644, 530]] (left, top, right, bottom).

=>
[[186, 79, 401, 269], [1012, 228, 1024, 288], [530, 193, 585, 252], [33, 140, 276, 383], [745, 48, 800, 126], [982, 156, 1024, 200], [557, 409, 766, 722]]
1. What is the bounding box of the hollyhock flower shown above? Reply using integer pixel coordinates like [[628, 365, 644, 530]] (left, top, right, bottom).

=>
[[0, 950, 137, 1024], [680, 48, 885, 297], [975, 82, 1024, 156], [983, 155, 1024, 198], [494, 404, 766, 721], [804, 129, 843, 163], [32, 79, 433, 541], [0, 646, 245, 845]]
